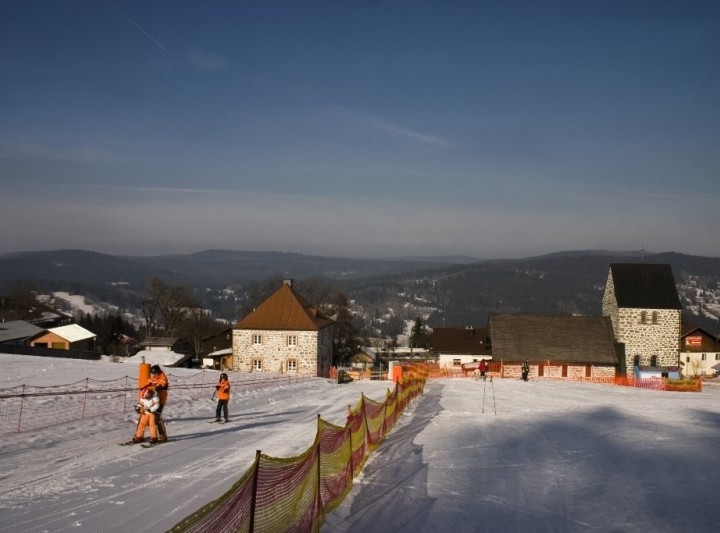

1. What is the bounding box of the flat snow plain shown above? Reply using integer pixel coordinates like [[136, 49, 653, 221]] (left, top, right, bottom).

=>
[[2, 354, 720, 532]]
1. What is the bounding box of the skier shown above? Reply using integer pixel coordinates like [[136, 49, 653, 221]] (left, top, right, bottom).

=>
[[132, 386, 160, 444], [478, 359, 488, 381], [214, 373, 231, 423], [521, 359, 530, 381], [148, 365, 169, 442]]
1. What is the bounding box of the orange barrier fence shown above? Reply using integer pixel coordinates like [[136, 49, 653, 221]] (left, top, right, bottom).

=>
[[0, 371, 318, 435], [170, 366, 429, 533]]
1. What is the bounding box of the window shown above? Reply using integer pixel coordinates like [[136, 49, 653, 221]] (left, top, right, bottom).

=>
[[287, 359, 298, 372], [633, 355, 640, 367], [640, 311, 647, 323], [453, 359, 462, 366], [651, 311, 658, 324], [252, 334, 263, 345], [716, 354, 720, 361], [252, 358, 263, 371], [287, 335, 298, 347], [701, 354, 707, 361], [650, 355, 658, 366]]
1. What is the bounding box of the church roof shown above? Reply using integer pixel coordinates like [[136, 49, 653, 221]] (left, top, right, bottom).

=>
[[609, 263, 681, 309]]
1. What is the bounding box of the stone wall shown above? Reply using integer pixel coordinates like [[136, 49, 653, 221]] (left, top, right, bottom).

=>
[[616, 307, 681, 369], [232, 328, 325, 375]]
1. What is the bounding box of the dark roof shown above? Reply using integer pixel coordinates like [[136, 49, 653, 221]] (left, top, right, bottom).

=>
[[0, 320, 44, 343], [489, 314, 619, 364], [430, 326, 491, 355], [609, 263, 681, 309], [234, 283, 334, 331]]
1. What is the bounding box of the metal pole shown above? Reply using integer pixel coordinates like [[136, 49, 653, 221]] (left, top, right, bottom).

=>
[[491, 376, 496, 415], [482, 378, 487, 413]]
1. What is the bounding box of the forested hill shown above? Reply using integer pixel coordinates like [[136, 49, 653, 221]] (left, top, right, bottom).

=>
[[341, 251, 720, 335], [0, 249, 718, 335]]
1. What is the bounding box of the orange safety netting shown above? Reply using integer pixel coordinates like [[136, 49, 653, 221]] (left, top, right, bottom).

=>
[[170, 365, 430, 533]]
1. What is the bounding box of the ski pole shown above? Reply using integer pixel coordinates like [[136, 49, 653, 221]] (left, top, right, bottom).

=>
[[211, 390, 216, 401], [491, 376, 496, 415], [482, 378, 487, 413]]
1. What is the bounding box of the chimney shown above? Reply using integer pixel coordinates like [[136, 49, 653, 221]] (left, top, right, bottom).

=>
[[283, 279, 293, 287]]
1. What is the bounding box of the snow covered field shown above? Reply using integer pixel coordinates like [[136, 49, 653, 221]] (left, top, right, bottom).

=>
[[2, 354, 720, 532]]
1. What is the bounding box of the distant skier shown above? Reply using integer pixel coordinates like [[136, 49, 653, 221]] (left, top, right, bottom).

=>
[[521, 359, 530, 381], [478, 360, 488, 381], [148, 365, 169, 441], [214, 373, 231, 423], [132, 386, 160, 444]]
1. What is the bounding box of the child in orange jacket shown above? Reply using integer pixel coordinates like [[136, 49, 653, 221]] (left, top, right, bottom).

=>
[[214, 373, 231, 423], [133, 387, 160, 444]]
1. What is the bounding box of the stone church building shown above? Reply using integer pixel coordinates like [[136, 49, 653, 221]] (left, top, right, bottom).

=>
[[602, 263, 682, 375]]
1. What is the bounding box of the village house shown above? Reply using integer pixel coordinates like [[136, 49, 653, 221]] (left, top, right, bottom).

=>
[[232, 280, 335, 376], [488, 314, 620, 379], [429, 326, 491, 373], [29, 323, 97, 351], [601, 263, 682, 375], [679, 325, 720, 377]]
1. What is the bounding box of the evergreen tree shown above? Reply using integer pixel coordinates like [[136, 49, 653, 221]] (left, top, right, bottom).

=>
[[330, 289, 361, 366]]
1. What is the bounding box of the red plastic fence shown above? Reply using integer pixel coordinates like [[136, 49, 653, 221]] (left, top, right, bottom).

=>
[[0, 371, 318, 435], [170, 367, 429, 533]]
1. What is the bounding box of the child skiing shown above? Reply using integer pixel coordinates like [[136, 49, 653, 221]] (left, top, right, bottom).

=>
[[214, 373, 231, 423], [132, 386, 160, 444]]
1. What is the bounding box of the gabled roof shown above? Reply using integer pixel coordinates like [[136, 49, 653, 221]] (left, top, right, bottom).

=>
[[46, 324, 96, 343], [139, 337, 179, 347], [609, 263, 681, 309], [489, 314, 619, 364], [234, 283, 334, 331], [0, 320, 44, 343], [430, 326, 491, 355]]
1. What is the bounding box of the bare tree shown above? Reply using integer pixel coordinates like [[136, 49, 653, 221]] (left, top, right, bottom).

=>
[[143, 278, 195, 337]]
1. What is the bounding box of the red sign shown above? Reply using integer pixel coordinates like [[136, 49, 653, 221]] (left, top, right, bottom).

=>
[[685, 336, 702, 347]]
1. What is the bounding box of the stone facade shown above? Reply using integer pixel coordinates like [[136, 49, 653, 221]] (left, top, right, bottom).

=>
[[602, 269, 681, 375], [232, 326, 334, 376]]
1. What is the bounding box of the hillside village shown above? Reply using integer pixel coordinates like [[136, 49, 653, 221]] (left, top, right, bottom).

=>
[[2, 261, 719, 381]]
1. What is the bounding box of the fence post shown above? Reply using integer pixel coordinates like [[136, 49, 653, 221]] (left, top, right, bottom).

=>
[[81, 378, 89, 420], [316, 414, 323, 524], [17, 384, 26, 433], [347, 405, 354, 475], [249, 450, 261, 533]]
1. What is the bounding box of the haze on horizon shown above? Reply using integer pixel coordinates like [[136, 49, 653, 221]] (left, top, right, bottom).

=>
[[1, 1, 718, 260]]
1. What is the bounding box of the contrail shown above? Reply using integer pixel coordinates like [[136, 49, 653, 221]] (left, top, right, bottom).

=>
[[106, 0, 169, 53]]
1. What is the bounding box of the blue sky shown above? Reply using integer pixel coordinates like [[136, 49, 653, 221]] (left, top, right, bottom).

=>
[[1, 1, 718, 259]]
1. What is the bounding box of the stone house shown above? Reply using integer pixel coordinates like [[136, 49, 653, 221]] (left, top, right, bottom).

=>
[[232, 280, 335, 376], [601, 263, 682, 375], [488, 314, 620, 379], [679, 325, 720, 377]]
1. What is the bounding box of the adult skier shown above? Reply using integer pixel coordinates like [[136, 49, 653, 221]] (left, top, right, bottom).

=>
[[521, 359, 530, 381], [148, 365, 169, 441]]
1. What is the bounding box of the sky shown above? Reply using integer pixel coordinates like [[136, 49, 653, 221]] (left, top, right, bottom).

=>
[[1, 1, 719, 259], [2, 354, 720, 532]]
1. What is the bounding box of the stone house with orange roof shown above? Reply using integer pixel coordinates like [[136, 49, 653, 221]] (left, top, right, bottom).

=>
[[232, 280, 335, 376]]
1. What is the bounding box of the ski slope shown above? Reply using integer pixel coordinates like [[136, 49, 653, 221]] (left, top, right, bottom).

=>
[[2, 354, 720, 532]]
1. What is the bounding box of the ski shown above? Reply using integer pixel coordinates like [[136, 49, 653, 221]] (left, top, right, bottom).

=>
[[141, 441, 166, 448], [208, 419, 230, 424], [118, 440, 139, 446]]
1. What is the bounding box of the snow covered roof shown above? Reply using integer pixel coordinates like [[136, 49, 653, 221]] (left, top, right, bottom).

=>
[[46, 324, 96, 343], [207, 348, 232, 356], [124, 349, 187, 366]]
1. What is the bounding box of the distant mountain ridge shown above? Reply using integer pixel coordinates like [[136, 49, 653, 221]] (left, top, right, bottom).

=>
[[1, 248, 718, 335]]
